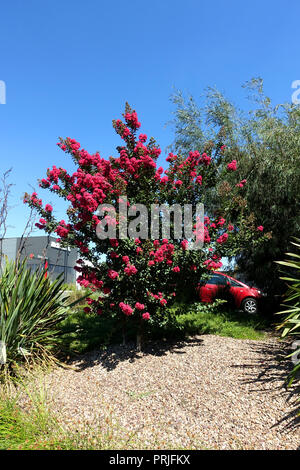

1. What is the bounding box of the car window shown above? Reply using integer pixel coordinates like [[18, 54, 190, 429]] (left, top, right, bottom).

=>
[[229, 278, 242, 287], [207, 275, 227, 286]]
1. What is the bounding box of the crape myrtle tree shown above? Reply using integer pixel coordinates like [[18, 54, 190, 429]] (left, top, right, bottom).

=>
[[24, 104, 267, 350]]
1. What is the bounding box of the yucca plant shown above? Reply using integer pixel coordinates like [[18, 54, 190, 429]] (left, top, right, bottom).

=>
[[276, 238, 300, 386], [0, 258, 75, 368]]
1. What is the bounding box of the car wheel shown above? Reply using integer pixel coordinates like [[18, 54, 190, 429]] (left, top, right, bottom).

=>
[[242, 297, 258, 314]]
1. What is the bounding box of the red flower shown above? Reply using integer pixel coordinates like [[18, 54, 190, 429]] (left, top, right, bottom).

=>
[[45, 204, 53, 212], [227, 160, 237, 171], [216, 233, 228, 244], [236, 179, 247, 188], [135, 302, 145, 310], [181, 240, 188, 250], [217, 217, 226, 226], [139, 134, 147, 143], [108, 270, 119, 280], [124, 264, 138, 276], [119, 302, 133, 316]]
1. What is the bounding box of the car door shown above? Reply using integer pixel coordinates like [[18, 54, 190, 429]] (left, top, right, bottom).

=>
[[227, 278, 247, 307], [199, 274, 225, 303]]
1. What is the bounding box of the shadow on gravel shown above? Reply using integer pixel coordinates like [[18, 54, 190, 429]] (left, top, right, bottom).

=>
[[67, 337, 204, 373], [232, 341, 300, 431]]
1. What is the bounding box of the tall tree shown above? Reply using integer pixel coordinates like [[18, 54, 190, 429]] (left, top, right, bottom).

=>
[[169, 79, 300, 295]]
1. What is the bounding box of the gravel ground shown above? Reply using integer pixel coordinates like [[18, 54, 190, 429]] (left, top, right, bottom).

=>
[[41, 335, 299, 450]]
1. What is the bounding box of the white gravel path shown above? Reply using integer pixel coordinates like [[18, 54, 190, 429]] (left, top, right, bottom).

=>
[[41, 335, 299, 450]]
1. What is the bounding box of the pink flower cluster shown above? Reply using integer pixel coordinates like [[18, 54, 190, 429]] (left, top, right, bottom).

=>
[[216, 233, 229, 244], [124, 111, 141, 129], [119, 302, 133, 316], [227, 160, 237, 171], [148, 240, 175, 266], [55, 220, 71, 238], [124, 264, 138, 276], [108, 269, 119, 280], [203, 258, 223, 271], [236, 179, 247, 188]]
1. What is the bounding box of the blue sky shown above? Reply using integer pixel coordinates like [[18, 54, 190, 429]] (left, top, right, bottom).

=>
[[0, 0, 299, 237]]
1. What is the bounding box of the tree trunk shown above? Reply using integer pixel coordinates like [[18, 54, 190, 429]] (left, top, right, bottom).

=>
[[136, 332, 142, 352], [121, 317, 126, 346], [136, 319, 143, 352]]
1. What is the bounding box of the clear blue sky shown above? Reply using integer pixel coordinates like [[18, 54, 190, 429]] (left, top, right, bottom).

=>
[[0, 0, 299, 237]]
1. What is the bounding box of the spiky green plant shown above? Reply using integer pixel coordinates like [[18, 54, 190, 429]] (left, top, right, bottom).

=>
[[276, 238, 300, 385], [0, 258, 75, 367]]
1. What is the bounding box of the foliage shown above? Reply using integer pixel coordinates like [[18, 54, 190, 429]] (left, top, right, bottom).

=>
[[24, 104, 266, 347], [169, 79, 300, 294], [0, 388, 62, 450], [276, 238, 300, 385], [153, 300, 267, 340], [0, 258, 72, 367], [58, 309, 119, 355], [59, 300, 268, 355]]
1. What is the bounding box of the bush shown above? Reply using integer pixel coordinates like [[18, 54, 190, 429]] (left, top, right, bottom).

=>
[[149, 300, 267, 340], [276, 238, 300, 385], [59, 299, 267, 355], [0, 258, 74, 368], [24, 103, 267, 350], [58, 310, 120, 355]]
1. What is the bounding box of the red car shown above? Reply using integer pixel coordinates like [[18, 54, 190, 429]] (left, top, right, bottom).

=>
[[197, 272, 265, 314]]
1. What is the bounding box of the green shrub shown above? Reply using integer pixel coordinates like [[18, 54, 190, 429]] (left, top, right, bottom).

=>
[[58, 298, 268, 356], [0, 258, 75, 368], [58, 310, 120, 355], [61, 284, 91, 310], [276, 238, 300, 385], [161, 300, 267, 340]]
